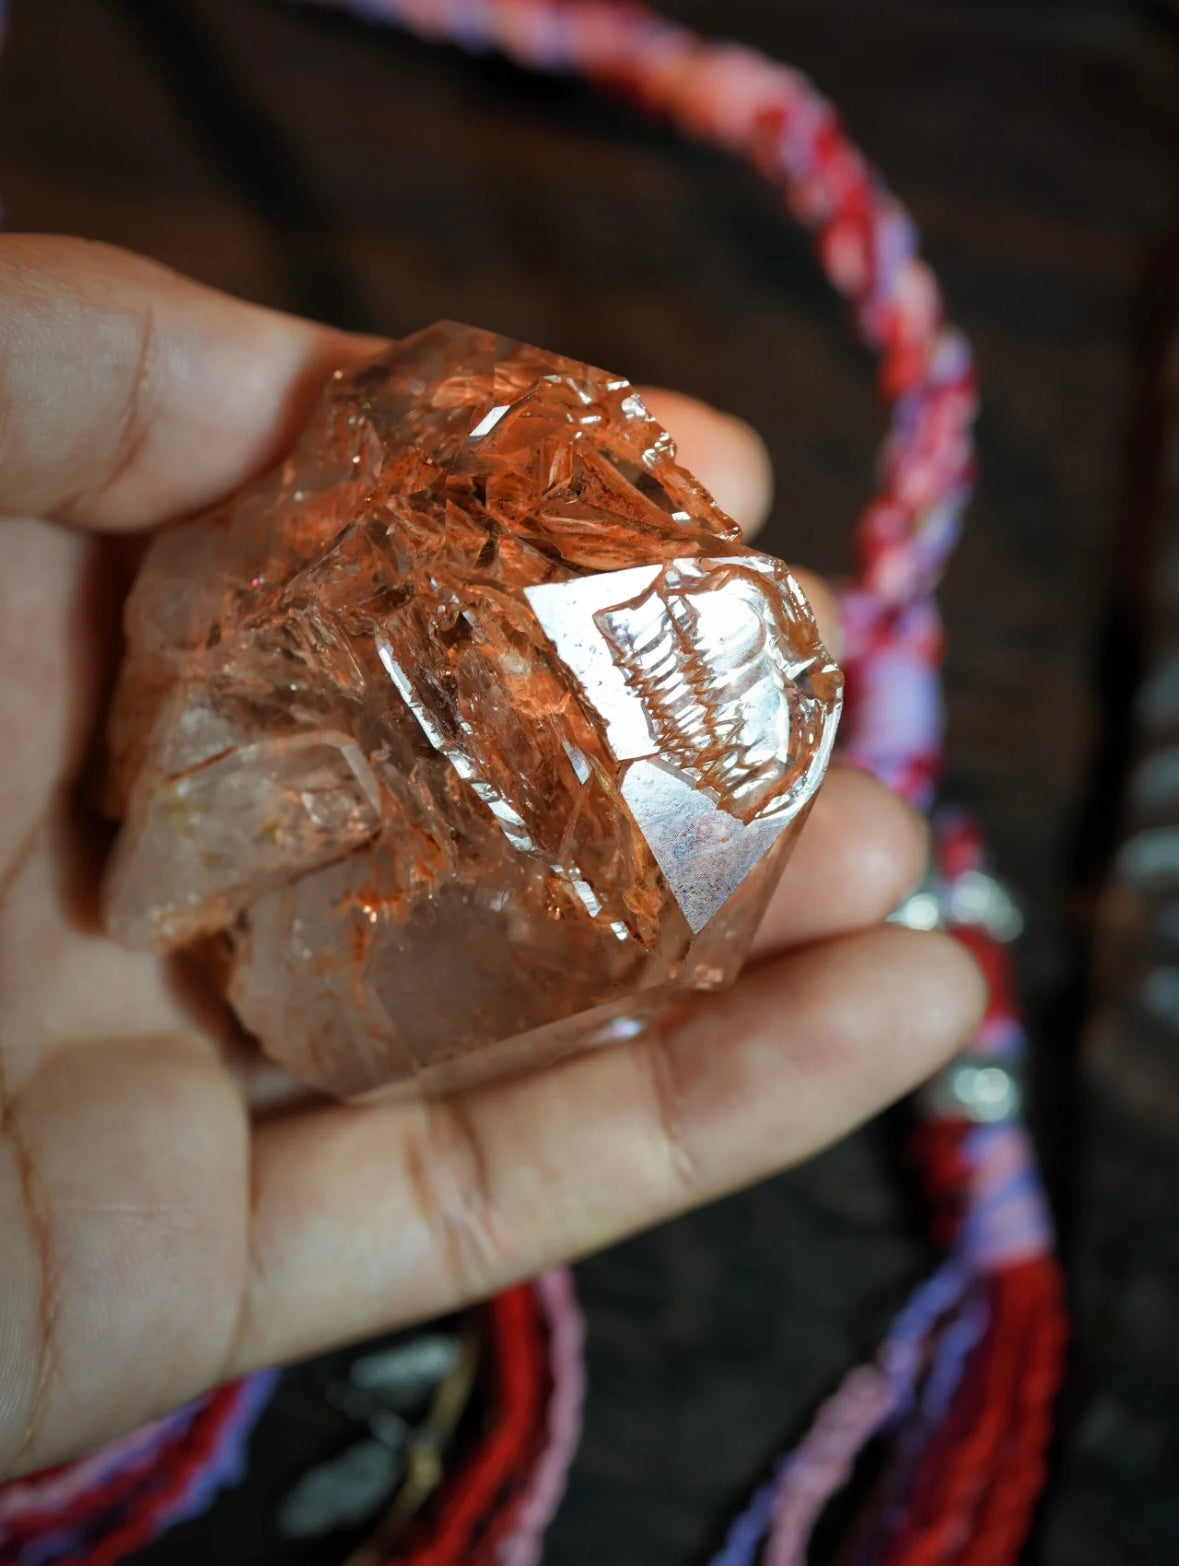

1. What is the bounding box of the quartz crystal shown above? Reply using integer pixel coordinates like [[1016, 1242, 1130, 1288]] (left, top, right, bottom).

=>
[[104, 323, 842, 1097]]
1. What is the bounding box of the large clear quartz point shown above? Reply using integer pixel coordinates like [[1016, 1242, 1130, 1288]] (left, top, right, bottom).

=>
[[104, 324, 842, 1097]]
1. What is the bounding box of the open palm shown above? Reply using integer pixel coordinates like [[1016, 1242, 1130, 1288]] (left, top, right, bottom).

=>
[[0, 238, 983, 1480]]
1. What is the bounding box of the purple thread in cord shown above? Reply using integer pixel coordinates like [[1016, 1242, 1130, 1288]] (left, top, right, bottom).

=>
[[707, 1258, 969, 1566]]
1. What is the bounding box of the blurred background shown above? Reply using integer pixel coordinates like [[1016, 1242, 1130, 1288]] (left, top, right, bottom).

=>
[[0, 2, 1176, 1561]]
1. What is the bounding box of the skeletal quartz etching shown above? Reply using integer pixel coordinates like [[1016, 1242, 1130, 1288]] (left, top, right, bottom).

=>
[[104, 323, 842, 1097]]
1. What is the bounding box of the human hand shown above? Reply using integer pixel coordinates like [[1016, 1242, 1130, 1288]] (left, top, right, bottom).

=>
[[0, 237, 985, 1479]]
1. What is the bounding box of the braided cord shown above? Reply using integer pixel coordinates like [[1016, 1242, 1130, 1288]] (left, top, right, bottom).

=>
[[305, 11, 1058, 1566], [0, 4, 1065, 1564]]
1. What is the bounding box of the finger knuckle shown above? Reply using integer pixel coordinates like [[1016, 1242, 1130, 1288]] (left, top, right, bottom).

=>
[[401, 1097, 503, 1306], [636, 1023, 706, 1201]]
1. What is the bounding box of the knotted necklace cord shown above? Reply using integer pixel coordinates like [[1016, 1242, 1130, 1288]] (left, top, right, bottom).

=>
[[0, 4, 1067, 1564], [321, 9, 1063, 1566]]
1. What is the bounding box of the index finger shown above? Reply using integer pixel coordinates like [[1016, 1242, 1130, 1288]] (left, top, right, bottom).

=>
[[0, 235, 377, 530]]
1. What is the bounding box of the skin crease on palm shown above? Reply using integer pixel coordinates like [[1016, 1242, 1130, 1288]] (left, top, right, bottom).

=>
[[0, 237, 986, 1481]]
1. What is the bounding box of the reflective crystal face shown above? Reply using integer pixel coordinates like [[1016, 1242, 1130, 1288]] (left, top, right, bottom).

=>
[[104, 323, 842, 1097]]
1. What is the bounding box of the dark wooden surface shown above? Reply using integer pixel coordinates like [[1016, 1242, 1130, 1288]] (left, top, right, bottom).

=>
[[1, 1, 1177, 1560]]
